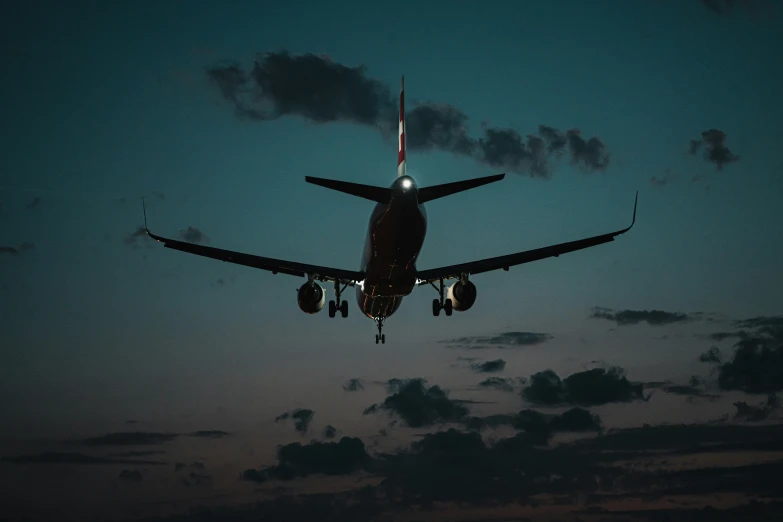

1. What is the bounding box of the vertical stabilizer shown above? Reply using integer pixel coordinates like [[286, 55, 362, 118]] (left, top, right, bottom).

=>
[[397, 75, 406, 178]]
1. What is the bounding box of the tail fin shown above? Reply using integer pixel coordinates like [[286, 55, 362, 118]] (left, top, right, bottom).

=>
[[397, 75, 406, 178], [417, 173, 505, 204]]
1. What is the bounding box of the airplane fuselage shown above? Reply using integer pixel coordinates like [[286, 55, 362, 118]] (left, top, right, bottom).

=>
[[355, 175, 426, 319]]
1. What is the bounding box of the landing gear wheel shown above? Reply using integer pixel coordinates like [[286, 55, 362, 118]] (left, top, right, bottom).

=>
[[375, 317, 385, 343], [432, 298, 441, 316], [340, 300, 348, 318], [328, 300, 336, 318], [444, 298, 453, 316]]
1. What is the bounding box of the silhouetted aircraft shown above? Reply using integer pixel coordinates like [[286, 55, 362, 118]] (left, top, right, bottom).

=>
[[144, 76, 637, 343]]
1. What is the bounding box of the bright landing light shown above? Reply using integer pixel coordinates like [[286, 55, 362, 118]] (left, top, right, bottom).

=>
[[402, 178, 412, 189]]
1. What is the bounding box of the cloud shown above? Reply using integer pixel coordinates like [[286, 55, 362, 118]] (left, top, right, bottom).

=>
[[82, 432, 178, 446], [206, 51, 610, 178], [464, 407, 602, 438], [241, 436, 369, 482], [118, 469, 143, 482], [644, 377, 721, 401], [323, 425, 337, 439], [107, 450, 166, 457], [688, 129, 739, 170], [700, 0, 777, 18], [26, 197, 41, 210], [470, 359, 506, 373], [590, 306, 698, 326], [734, 394, 780, 422], [363, 378, 470, 428], [440, 331, 554, 349], [188, 430, 229, 438], [522, 367, 646, 406], [0, 241, 35, 255], [699, 346, 722, 363], [342, 378, 364, 391], [276, 409, 315, 435], [717, 338, 783, 394], [477, 376, 515, 392], [178, 226, 209, 244], [1, 452, 166, 465]]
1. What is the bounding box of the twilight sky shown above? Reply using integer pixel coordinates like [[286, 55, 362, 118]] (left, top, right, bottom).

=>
[[1, 1, 782, 521]]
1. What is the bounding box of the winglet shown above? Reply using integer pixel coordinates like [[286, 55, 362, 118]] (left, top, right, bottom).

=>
[[620, 191, 638, 234], [142, 197, 149, 233]]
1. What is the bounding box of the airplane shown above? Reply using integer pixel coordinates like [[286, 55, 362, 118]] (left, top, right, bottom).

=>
[[143, 76, 638, 344]]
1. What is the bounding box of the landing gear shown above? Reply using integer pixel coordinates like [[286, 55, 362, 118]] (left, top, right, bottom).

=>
[[375, 317, 386, 344], [328, 279, 349, 318], [430, 277, 453, 317]]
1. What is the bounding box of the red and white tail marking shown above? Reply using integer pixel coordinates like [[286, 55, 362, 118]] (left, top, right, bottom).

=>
[[397, 75, 406, 178]]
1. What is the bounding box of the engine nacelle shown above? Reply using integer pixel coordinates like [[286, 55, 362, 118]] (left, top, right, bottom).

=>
[[446, 280, 477, 312], [297, 282, 325, 314]]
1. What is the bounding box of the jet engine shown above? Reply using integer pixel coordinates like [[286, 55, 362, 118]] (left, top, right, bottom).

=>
[[446, 280, 477, 312], [297, 282, 325, 314]]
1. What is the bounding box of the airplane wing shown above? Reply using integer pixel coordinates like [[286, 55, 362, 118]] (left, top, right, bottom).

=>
[[416, 192, 638, 284], [142, 202, 364, 284]]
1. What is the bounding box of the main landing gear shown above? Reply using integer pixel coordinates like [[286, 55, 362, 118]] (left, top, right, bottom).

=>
[[430, 277, 453, 317], [328, 279, 349, 318], [375, 317, 386, 344]]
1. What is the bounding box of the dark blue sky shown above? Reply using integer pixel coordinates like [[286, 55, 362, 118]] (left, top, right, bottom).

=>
[[1, 1, 782, 520]]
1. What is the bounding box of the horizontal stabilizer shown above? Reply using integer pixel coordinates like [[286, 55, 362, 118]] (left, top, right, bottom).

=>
[[305, 176, 392, 204], [417, 173, 505, 204]]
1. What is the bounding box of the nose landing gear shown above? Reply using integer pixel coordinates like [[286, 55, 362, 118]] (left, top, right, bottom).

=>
[[375, 317, 386, 344]]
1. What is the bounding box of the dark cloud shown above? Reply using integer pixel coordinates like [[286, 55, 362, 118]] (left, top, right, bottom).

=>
[[242, 436, 369, 482], [700, 345, 722, 363], [276, 409, 315, 435], [107, 450, 165, 457], [644, 377, 721, 401], [734, 394, 780, 422], [717, 337, 783, 394], [0, 241, 35, 255], [182, 470, 213, 487], [700, 0, 777, 17], [323, 425, 337, 439], [178, 226, 209, 244], [1, 452, 166, 465], [470, 359, 506, 373], [688, 128, 739, 170], [522, 367, 646, 406], [82, 431, 178, 446], [441, 331, 553, 349], [188, 430, 229, 438], [206, 51, 610, 178], [118, 469, 143, 482], [650, 175, 669, 187], [465, 407, 601, 438], [564, 128, 611, 171], [477, 376, 515, 392], [363, 378, 469, 428], [590, 306, 697, 326], [342, 378, 364, 392], [26, 197, 41, 210]]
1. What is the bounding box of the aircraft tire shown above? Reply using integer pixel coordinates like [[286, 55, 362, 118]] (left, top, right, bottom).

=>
[[340, 300, 348, 318], [444, 299, 453, 316], [432, 299, 440, 316], [328, 300, 336, 318]]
